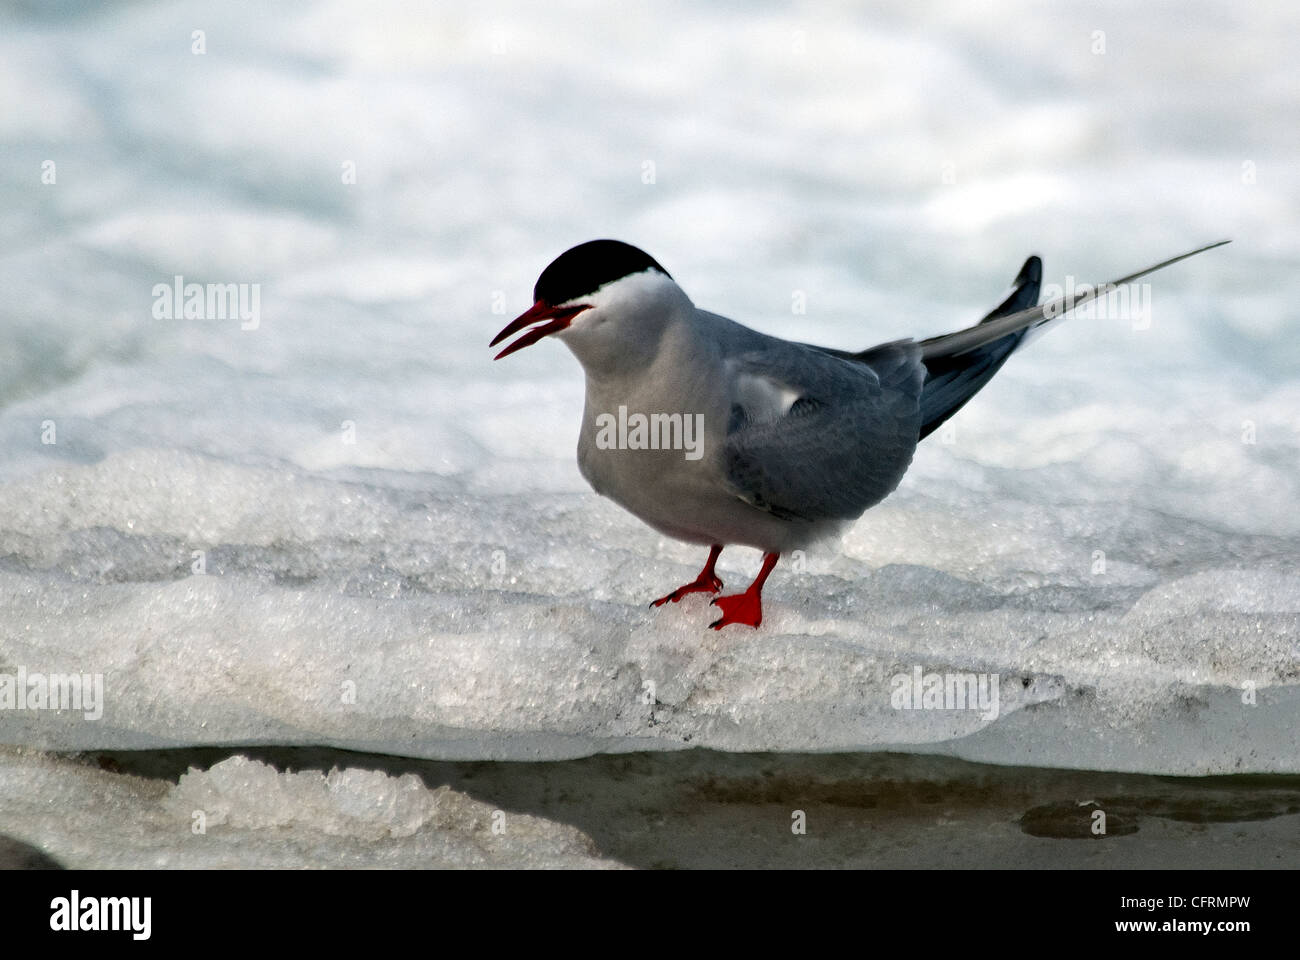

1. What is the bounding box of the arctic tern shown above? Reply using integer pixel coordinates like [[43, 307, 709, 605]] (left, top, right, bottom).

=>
[[491, 238, 1228, 629]]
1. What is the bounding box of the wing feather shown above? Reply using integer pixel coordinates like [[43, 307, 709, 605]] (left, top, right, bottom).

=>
[[722, 342, 924, 522]]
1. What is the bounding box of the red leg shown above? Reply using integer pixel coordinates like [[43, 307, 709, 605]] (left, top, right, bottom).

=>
[[709, 552, 779, 630], [650, 544, 724, 607]]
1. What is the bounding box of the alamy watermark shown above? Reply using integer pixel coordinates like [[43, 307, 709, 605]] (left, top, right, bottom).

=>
[[152, 275, 260, 330], [594, 406, 705, 461], [50, 891, 150, 940], [891, 665, 999, 721], [1043, 278, 1152, 330], [0, 667, 104, 720]]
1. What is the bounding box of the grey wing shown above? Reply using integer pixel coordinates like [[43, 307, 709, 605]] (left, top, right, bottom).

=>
[[722, 340, 925, 522]]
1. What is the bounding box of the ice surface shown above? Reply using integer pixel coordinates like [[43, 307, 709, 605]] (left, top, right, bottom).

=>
[[0, 444, 1295, 774], [1, 0, 1298, 802], [0, 749, 616, 868]]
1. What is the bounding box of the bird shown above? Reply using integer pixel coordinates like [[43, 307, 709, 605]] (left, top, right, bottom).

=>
[[491, 238, 1228, 629]]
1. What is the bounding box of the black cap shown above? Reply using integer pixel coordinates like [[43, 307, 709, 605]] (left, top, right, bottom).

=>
[[534, 239, 671, 305]]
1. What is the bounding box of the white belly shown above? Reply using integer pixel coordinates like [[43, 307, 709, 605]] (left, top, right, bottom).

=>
[[575, 381, 840, 553]]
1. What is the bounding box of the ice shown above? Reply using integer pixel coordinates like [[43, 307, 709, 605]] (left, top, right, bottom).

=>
[[0, 443, 1295, 773], [0, 749, 615, 868], [1, 0, 1299, 870]]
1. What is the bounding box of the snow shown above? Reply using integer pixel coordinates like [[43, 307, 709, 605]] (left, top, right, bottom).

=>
[[0, 750, 615, 868]]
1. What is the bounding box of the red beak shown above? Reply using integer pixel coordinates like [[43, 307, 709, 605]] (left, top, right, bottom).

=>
[[490, 301, 591, 359]]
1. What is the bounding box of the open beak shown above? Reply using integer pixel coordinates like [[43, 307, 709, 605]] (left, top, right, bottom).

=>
[[490, 301, 591, 360]]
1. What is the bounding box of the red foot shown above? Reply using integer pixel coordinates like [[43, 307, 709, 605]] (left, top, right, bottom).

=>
[[650, 573, 723, 607], [708, 552, 779, 631], [650, 544, 724, 607], [708, 590, 764, 629]]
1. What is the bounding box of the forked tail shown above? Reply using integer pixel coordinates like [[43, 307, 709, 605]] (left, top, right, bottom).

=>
[[916, 240, 1228, 440]]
